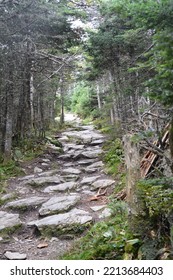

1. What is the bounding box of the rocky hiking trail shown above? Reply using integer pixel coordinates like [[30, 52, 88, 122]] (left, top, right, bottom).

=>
[[0, 117, 115, 260]]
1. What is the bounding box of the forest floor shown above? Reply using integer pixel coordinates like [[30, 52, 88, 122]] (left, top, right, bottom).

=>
[[0, 115, 116, 260]]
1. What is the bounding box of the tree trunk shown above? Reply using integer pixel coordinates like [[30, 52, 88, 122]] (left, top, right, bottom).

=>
[[96, 81, 102, 110], [123, 134, 141, 214], [60, 77, 65, 125], [4, 70, 13, 162]]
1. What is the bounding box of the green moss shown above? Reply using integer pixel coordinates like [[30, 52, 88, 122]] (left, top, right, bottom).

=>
[[40, 222, 92, 238]]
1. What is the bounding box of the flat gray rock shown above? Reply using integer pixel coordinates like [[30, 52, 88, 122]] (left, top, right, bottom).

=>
[[18, 174, 35, 181], [82, 149, 102, 159], [62, 167, 81, 175], [91, 179, 115, 190], [26, 175, 62, 186], [90, 205, 106, 212], [4, 251, 27, 260], [44, 182, 77, 193], [77, 159, 95, 165], [64, 143, 84, 152], [80, 176, 100, 185], [79, 125, 94, 130], [28, 208, 92, 235], [58, 154, 73, 160], [87, 161, 104, 169], [37, 170, 58, 177], [0, 211, 22, 231], [39, 194, 80, 216], [5, 197, 48, 210], [1, 193, 15, 201], [85, 161, 104, 173], [90, 139, 105, 145], [62, 130, 103, 144]]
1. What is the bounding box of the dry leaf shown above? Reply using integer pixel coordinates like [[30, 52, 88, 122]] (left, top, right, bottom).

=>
[[37, 242, 48, 249]]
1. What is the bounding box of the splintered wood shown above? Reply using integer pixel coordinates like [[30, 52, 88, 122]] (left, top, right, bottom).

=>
[[140, 127, 169, 178]]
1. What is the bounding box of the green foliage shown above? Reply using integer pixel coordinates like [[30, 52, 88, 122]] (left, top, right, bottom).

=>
[[103, 139, 124, 176], [0, 161, 23, 182], [137, 178, 173, 219], [71, 82, 96, 118], [62, 201, 141, 260]]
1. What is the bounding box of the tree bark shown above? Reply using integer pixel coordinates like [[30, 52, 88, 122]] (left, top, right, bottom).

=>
[[123, 134, 141, 214], [96, 81, 102, 110], [4, 69, 13, 162]]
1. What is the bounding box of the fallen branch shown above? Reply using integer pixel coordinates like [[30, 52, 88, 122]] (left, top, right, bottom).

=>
[[89, 188, 107, 201]]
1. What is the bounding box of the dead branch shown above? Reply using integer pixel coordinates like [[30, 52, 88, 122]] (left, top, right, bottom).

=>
[[140, 144, 164, 157], [88, 188, 107, 201]]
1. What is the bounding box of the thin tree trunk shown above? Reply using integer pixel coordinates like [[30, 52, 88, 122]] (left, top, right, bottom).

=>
[[4, 70, 13, 162], [60, 77, 64, 125], [96, 81, 102, 109]]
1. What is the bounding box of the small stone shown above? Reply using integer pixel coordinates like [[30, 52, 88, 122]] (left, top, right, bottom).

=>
[[42, 159, 50, 163], [41, 163, 49, 166], [4, 251, 27, 260], [34, 167, 43, 173], [37, 242, 48, 249]]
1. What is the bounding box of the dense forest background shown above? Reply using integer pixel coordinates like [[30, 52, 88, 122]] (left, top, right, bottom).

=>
[[1, 0, 173, 259]]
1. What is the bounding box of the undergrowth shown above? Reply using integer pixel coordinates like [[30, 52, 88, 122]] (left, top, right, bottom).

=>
[[103, 138, 124, 176], [61, 201, 141, 260]]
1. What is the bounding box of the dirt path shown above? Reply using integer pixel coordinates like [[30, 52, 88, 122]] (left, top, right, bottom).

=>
[[0, 118, 115, 260]]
